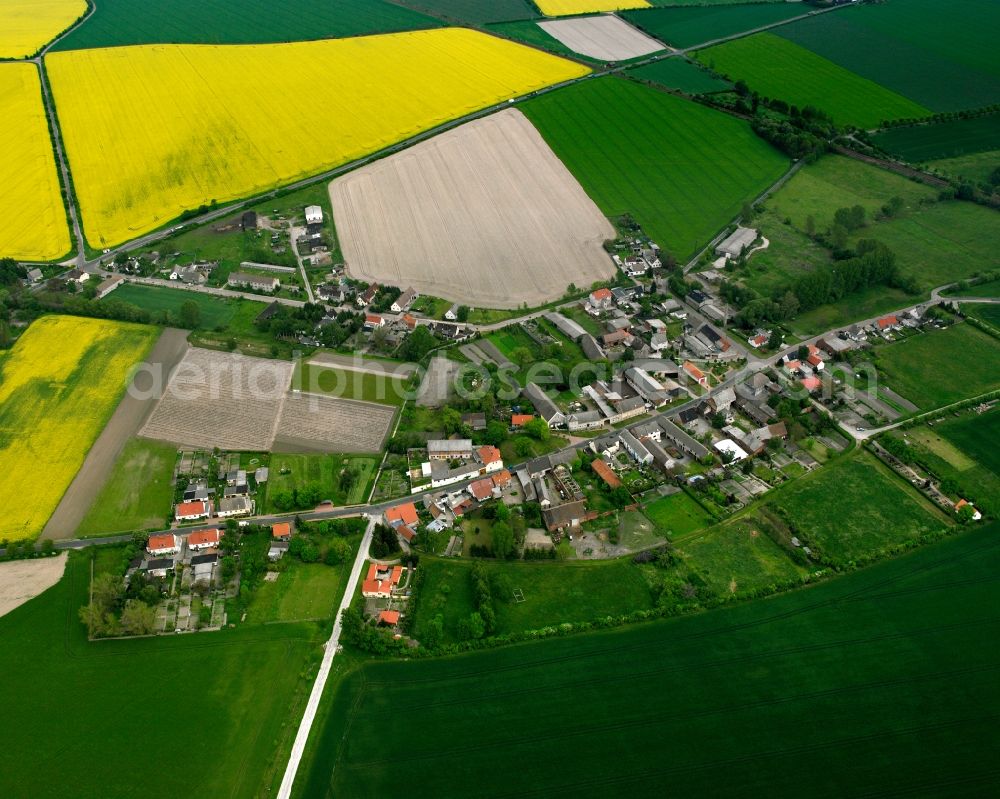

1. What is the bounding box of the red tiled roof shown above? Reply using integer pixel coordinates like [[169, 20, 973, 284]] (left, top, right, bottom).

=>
[[365, 313, 382, 325], [800, 377, 822, 391], [379, 610, 400, 625], [591, 458, 622, 488], [469, 478, 494, 501], [272, 522, 291, 539], [877, 315, 899, 329], [752, 334, 767, 346], [478, 445, 502, 465], [175, 500, 208, 518], [385, 502, 418, 527], [784, 359, 801, 370], [492, 469, 512, 488], [683, 361, 705, 380], [148, 533, 176, 551], [807, 354, 823, 366], [362, 563, 403, 597], [402, 313, 417, 329], [188, 528, 220, 547], [397, 525, 416, 542], [511, 414, 534, 427], [591, 287, 613, 301]]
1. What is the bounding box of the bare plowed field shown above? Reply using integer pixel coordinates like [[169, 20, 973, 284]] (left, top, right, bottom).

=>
[[330, 109, 615, 309], [274, 393, 394, 454], [140, 349, 292, 451], [538, 15, 664, 61], [0, 553, 67, 619]]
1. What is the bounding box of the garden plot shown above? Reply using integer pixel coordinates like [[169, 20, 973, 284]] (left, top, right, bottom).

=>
[[330, 109, 615, 309], [274, 393, 394, 454], [537, 14, 664, 61], [140, 349, 292, 451]]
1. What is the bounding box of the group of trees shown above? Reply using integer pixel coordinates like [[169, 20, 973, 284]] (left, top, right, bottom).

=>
[[370, 523, 401, 559], [269, 482, 327, 512]]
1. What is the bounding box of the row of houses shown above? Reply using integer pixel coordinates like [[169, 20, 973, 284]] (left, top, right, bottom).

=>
[[175, 495, 254, 522]]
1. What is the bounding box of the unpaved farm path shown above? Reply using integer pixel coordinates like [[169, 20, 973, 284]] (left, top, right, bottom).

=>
[[40, 329, 190, 541], [0, 552, 67, 619]]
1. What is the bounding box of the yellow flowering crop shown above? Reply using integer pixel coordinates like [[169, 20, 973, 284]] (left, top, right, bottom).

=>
[[0, 0, 86, 58], [0, 316, 158, 541], [534, 0, 650, 16], [0, 64, 71, 261], [46, 28, 589, 248]]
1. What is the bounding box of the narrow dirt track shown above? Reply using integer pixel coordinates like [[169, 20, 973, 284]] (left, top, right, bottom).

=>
[[40, 328, 190, 541]]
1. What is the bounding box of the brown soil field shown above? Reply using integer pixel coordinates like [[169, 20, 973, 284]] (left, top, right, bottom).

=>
[[139, 348, 293, 451], [330, 109, 615, 309], [538, 15, 665, 61], [0, 553, 67, 619], [41, 328, 189, 542], [273, 393, 394, 454]]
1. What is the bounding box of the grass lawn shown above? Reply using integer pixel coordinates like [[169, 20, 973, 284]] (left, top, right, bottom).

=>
[[520, 76, 789, 261], [678, 518, 806, 596], [616, 510, 668, 551], [623, 3, 808, 49], [766, 450, 951, 565], [102, 283, 238, 328], [265, 453, 379, 511], [642, 490, 714, 539], [927, 149, 1000, 187], [499, 433, 571, 466], [628, 57, 731, 95], [0, 550, 323, 798], [53, 0, 441, 50], [77, 438, 176, 536], [695, 33, 930, 129], [294, 362, 408, 406], [412, 557, 655, 644], [875, 323, 1000, 410], [246, 557, 354, 624], [299, 526, 1000, 798], [462, 516, 494, 556], [774, 0, 1000, 113]]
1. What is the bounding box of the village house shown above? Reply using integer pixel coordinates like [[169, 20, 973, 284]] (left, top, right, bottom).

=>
[[94, 275, 125, 299], [579, 334, 605, 361], [748, 331, 770, 349], [356, 284, 379, 307], [522, 383, 565, 428], [175, 500, 211, 522], [683, 361, 709, 388], [659, 418, 710, 460], [228, 272, 279, 292], [304, 205, 323, 225], [144, 558, 175, 578], [445, 303, 460, 321], [364, 313, 385, 330], [26, 267, 43, 284], [66, 268, 89, 284], [619, 429, 653, 465], [191, 553, 219, 582], [542, 499, 587, 533], [391, 287, 418, 313], [590, 458, 621, 489], [147, 533, 180, 557], [187, 528, 221, 551], [588, 287, 614, 312], [361, 564, 403, 599], [625, 366, 669, 406], [546, 312, 587, 341], [511, 413, 534, 428], [428, 439, 474, 461], [216, 496, 253, 518]]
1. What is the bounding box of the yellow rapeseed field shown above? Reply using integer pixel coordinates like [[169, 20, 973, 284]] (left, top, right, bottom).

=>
[[46, 28, 590, 248], [0, 316, 158, 541], [535, 0, 650, 16], [0, 64, 71, 261], [0, 0, 86, 58]]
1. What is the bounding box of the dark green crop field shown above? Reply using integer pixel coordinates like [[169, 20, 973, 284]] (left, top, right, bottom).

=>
[[520, 76, 788, 260], [695, 32, 930, 129], [627, 57, 730, 94], [623, 2, 808, 49], [776, 0, 1000, 113], [395, 0, 538, 25], [871, 114, 1000, 162], [53, 0, 441, 50], [297, 525, 1000, 798], [0, 551, 325, 798], [937, 405, 1000, 478], [486, 20, 596, 63]]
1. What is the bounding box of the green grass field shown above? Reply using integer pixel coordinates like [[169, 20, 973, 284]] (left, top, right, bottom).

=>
[[876, 323, 1000, 410], [76, 438, 176, 536], [948, 278, 1000, 298], [740, 154, 998, 334], [968, 304, 1000, 330], [102, 283, 238, 329], [623, 3, 808, 49], [397, 0, 537, 24], [695, 33, 930, 129], [642, 490, 714, 538], [928, 149, 1000, 187], [0, 550, 323, 798], [871, 114, 1000, 162], [766, 450, 951, 565], [412, 557, 655, 644], [937, 405, 1000, 478], [521, 76, 788, 260], [294, 363, 409, 406], [265, 453, 379, 511], [678, 518, 806, 596], [627, 57, 730, 94], [54, 0, 441, 50], [776, 0, 1000, 113], [297, 525, 1000, 797], [246, 557, 355, 624]]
